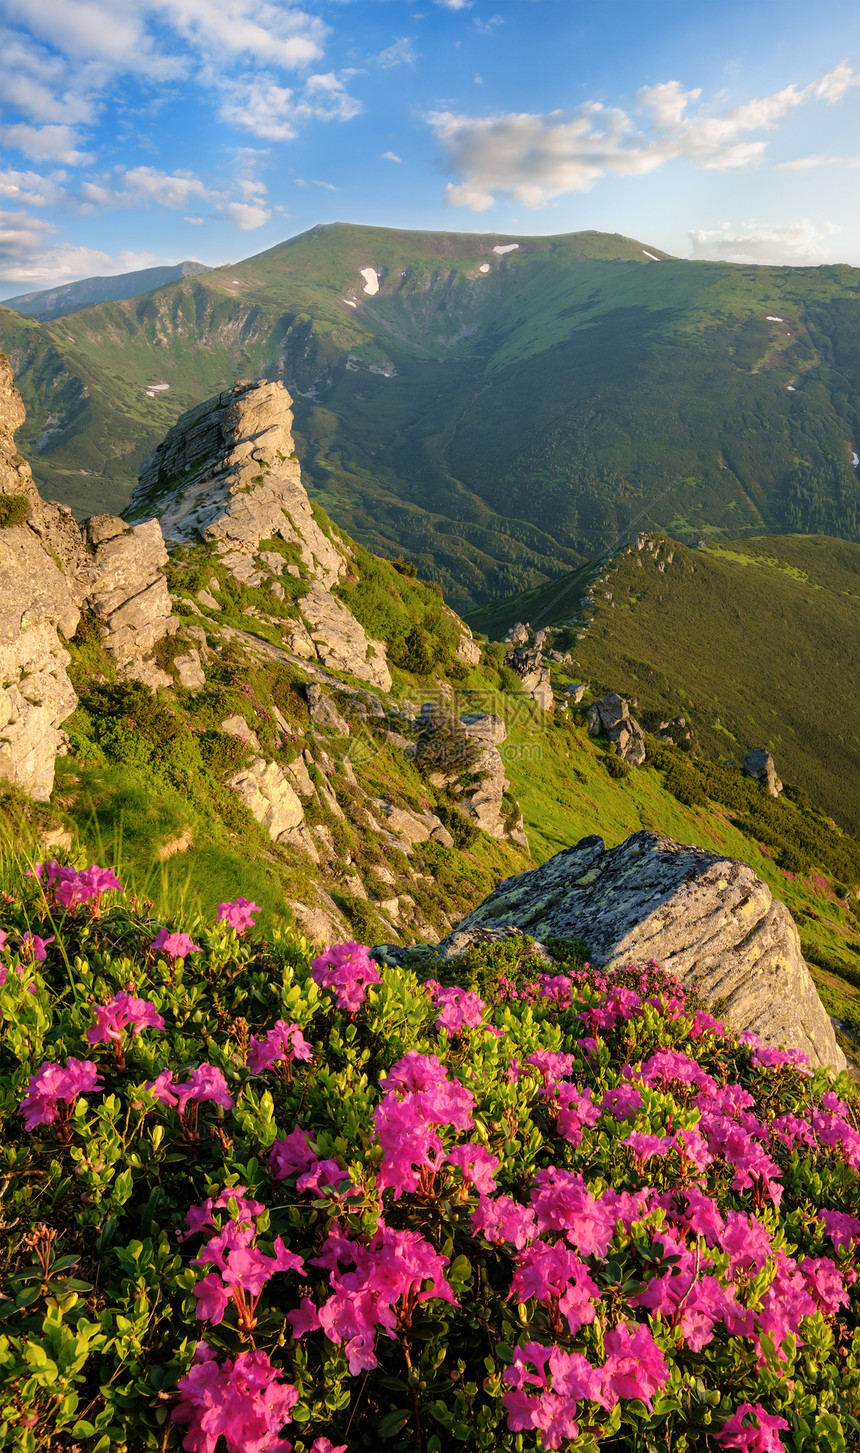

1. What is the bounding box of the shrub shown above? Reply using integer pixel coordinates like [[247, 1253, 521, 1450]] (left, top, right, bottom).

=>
[[400, 624, 437, 675], [432, 798, 479, 849], [0, 493, 31, 529], [2, 868, 860, 1451], [605, 753, 631, 779]]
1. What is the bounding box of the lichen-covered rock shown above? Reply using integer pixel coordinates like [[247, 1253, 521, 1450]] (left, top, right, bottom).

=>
[[503, 621, 530, 647], [456, 630, 481, 666], [508, 644, 553, 711], [228, 756, 305, 841], [299, 581, 391, 691], [441, 830, 844, 1072]]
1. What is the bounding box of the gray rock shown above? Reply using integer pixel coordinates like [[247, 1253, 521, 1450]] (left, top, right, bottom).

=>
[[228, 756, 305, 840], [508, 644, 553, 711], [440, 831, 845, 1072], [504, 621, 530, 647], [221, 714, 261, 753], [457, 632, 481, 666], [299, 580, 392, 691], [587, 691, 646, 766], [743, 747, 783, 797], [306, 683, 351, 736], [566, 682, 588, 704], [173, 651, 206, 689], [459, 712, 506, 747]]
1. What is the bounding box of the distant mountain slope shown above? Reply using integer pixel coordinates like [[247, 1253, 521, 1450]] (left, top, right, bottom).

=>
[[2, 223, 860, 604], [473, 531, 860, 837], [1, 260, 210, 320]]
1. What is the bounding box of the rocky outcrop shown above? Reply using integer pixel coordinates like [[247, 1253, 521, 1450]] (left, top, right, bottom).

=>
[[439, 830, 845, 1072], [0, 519, 79, 800], [228, 756, 305, 842], [456, 627, 481, 666], [587, 691, 646, 766], [130, 379, 391, 691], [504, 622, 530, 648], [508, 644, 553, 711], [85, 515, 178, 688], [743, 747, 783, 797], [415, 704, 527, 848]]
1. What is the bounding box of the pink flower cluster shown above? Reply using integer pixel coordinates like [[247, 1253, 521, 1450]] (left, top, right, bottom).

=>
[[374, 1051, 478, 1197], [172, 1342, 298, 1453], [147, 1063, 233, 1121], [152, 929, 201, 961], [502, 1322, 669, 1449], [247, 1021, 312, 1075], [186, 1187, 304, 1331], [217, 897, 260, 934], [311, 941, 381, 1013], [298, 1219, 458, 1373], [268, 1127, 352, 1197], [29, 860, 124, 914], [85, 990, 165, 1046], [425, 980, 485, 1034], [19, 1057, 103, 1130]]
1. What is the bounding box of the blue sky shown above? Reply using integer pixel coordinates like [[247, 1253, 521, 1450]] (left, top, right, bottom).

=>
[[2, 0, 860, 295]]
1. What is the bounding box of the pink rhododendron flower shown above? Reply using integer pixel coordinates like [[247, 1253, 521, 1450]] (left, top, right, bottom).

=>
[[800, 1256, 850, 1315], [19, 1057, 103, 1131], [600, 1083, 643, 1120], [600, 1321, 669, 1411], [819, 1208, 860, 1250], [287, 1296, 322, 1338], [217, 897, 260, 934], [152, 928, 201, 961], [471, 1193, 537, 1250], [502, 1344, 603, 1450], [172, 1343, 298, 1452], [621, 1130, 672, 1173], [374, 1053, 475, 1198], [752, 1044, 809, 1072], [310, 1442, 347, 1453], [311, 941, 381, 1013], [314, 1220, 458, 1373], [269, 1128, 317, 1182], [715, 1402, 789, 1451], [524, 1049, 576, 1084], [530, 1168, 615, 1256], [247, 1021, 313, 1075], [552, 1084, 600, 1146], [85, 990, 165, 1045], [18, 932, 54, 962], [446, 1142, 500, 1193], [430, 984, 485, 1035], [146, 1064, 233, 1119], [30, 861, 124, 914]]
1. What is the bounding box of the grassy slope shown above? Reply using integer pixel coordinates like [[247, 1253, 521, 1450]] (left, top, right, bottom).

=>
[[481, 531, 860, 839], [3, 225, 860, 604]]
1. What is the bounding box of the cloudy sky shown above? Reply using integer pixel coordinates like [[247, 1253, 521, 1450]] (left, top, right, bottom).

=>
[[2, 0, 860, 295]]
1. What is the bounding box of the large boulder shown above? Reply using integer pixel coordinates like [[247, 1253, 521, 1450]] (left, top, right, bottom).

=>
[[85, 515, 178, 687], [508, 644, 553, 711], [743, 747, 783, 797], [587, 691, 646, 766], [439, 830, 845, 1073]]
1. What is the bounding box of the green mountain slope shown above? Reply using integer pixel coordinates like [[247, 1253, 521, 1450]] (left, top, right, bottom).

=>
[[1, 260, 210, 321], [4, 223, 860, 603], [472, 531, 860, 838]]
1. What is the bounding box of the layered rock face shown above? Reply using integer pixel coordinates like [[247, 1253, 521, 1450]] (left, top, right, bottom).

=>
[[415, 703, 527, 847], [743, 747, 783, 797], [441, 830, 845, 1072], [130, 380, 391, 690], [0, 356, 178, 795]]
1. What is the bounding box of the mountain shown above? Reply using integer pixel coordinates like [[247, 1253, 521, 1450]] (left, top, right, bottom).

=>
[[0, 260, 210, 321], [3, 223, 860, 605]]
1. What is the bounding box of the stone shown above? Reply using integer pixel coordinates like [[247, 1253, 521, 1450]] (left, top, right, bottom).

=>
[[306, 683, 351, 736], [87, 516, 178, 681], [587, 691, 646, 766], [285, 754, 316, 798], [228, 756, 305, 841], [197, 588, 221, 611], [173, 651, 206, 690], [456, 632, 481, 666], [288, 889, 352, 944], [508, 645, 553, 711], [299, 580, 391, 691], [504, 621, 530, 647], [221, 715, 261, 753], [743, 747, 783, 797], [376, 801, 455, 848], [459, 712, 506, 747], [158, 826, 194, 860], [441, 831, 845, 1072], [565, 682, 588, 704], [39, 824, 74, 853]]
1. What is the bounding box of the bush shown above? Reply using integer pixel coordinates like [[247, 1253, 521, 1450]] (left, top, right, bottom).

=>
[[605, 753, 631, 779], [0, 493, 30, 529], [400, 624, 437, 675], [433, 798, 479, 849], [3, 868, 860, 1452]]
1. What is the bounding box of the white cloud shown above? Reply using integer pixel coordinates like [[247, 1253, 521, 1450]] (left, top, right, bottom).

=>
[[218, 70, 361, 141], [0, 208, 158, 286], [0, 123, 92, 164], [184, 215, 205, 225], [431, 61, 860, 209], [436, 0, 472, 9], [779, 153, 860, 170], [382, 151, 402, 163], [688, 219, 840, 265], [0, 167, 66, 207], [474, 15, 503, 35], [377, 38, 415, 69], [151, 0, 327, 70], [220, 199, 271, 229]]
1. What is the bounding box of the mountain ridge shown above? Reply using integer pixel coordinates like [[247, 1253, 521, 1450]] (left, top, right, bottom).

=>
[[3, 222, 860, 604], [1, 260, 211, 320]]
